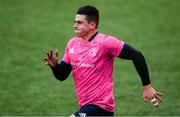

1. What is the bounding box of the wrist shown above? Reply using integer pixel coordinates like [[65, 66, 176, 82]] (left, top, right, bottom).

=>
[[50, 63, 58, 69], [143, 84, 152, 89]]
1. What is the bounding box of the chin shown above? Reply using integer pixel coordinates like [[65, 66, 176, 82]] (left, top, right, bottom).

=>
[[75, 33, 80, 37], [75, 33, 83, 37]]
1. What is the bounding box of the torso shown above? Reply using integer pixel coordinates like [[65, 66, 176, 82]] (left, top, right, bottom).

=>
[[62, 33, 124, 112]]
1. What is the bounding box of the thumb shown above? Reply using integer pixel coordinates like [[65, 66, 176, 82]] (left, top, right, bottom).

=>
[[143, 96, 148, 103], [144, 99, 148, 103]]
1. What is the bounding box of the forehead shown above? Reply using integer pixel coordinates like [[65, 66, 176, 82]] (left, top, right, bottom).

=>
[[75, 14, 87, 21]]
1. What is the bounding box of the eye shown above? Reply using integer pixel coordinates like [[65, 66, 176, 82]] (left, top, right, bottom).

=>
[[78, 21, 83, 24]]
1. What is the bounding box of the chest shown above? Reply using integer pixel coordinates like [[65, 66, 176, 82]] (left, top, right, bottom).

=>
[[69, 43, 103, 64]]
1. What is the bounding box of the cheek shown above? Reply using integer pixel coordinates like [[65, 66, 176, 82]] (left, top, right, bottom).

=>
[[80, 25, 90, 32]]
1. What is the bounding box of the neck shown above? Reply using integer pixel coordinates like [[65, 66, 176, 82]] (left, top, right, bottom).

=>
[[82, 29, 97, 41]]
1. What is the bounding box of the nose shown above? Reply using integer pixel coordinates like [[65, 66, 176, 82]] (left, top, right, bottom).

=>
[[73, 22, 77, 28]]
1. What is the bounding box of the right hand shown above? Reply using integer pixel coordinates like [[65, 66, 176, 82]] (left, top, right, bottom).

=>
[[44, 49, 59, 68], [143, 84, 164, 107]]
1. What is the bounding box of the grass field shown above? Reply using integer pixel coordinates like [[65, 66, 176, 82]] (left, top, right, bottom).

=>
[[0, 0, 180, 116]]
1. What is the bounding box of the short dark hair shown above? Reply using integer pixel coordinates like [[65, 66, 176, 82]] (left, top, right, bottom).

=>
[[77, 5, 99, 28]]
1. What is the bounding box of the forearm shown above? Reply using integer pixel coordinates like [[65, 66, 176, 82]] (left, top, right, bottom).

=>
[[51, 61, 72, 81], [119, 43, 151, 86], [131, 51, 150, 86]]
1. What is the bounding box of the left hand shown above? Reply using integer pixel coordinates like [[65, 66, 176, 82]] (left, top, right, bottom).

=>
[[143, 84, 164, 107], [44, 49, 59, 68]]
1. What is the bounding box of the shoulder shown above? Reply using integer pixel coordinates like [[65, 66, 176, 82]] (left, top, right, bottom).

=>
[[66, 36, 80, 47], [97, 33, 125, 56], [97, 33, 124, 44], [97, 33, 119, 41]]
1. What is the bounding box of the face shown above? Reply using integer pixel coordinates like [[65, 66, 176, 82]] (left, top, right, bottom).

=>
[[73, 14, 96, 38]]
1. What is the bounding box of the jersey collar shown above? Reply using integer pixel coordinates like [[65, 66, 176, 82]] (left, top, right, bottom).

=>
[[88, 31, 99, 42]]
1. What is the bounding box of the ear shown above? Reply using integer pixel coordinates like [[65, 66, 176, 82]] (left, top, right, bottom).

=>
[[90, 22, 96, 29]]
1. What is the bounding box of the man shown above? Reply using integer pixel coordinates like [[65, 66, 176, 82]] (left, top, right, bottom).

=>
[[44, 5, 164, 116]]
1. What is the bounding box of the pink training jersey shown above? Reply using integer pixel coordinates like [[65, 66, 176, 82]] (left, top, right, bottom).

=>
[[62, 32, 124, 112]]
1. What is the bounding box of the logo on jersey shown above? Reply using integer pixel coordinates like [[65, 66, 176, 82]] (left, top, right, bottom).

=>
[[90, 48, 97, 57], [79, 113, 86, 117], [77, 57, 83, 63], [69, 48, 74, 53]]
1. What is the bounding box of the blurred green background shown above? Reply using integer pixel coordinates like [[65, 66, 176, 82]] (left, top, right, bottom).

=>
[[0, 0, 180, 116]]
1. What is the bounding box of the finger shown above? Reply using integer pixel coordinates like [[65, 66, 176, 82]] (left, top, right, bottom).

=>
[[155, 94, 163, 103], [50, 50, 53, 58], [157, 92, 164, 96], [144, 100, 148, 103], [44, 61, 49, 66], [46, 51, 51, 58], [143, 97, 148, 103], [44, 57, 49, 61], [55, 48, 59, 57]]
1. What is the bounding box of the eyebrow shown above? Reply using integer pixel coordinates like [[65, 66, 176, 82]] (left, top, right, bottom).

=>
[[74, 20, 84, 23]]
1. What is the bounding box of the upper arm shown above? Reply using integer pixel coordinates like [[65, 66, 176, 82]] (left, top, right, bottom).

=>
[[118, 43, 142, 60]]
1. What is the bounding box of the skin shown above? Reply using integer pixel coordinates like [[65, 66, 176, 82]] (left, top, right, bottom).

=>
[[44, 14, 164, 115], [44, 14, 96, 67], [73, 14, 97, 41]]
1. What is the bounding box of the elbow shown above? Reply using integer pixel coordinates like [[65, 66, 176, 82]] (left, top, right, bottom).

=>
[[137, 51, 145, 61], [51, 61, 72, 81], [59, 77, 67, 81], [135, 50, 144, 58], [54, 75, 67, 81], [131, 51, 145, 63], [139, 51, 144, 57]]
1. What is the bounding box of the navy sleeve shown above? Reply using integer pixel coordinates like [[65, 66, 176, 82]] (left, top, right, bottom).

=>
[[118, 43, 151, 86], [51, 61, 72, 81]]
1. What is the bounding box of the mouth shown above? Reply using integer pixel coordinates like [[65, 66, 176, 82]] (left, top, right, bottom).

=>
[[74, 29, 80, 33]]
